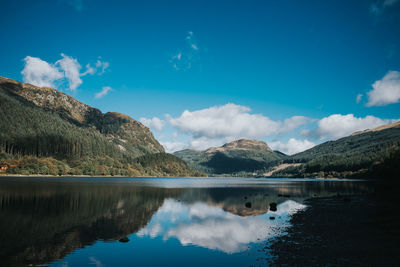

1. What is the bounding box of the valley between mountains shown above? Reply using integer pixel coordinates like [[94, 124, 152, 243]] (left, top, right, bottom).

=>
[[1, 76, 399, 178]]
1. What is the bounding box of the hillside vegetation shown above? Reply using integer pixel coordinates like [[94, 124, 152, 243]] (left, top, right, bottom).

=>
[[2, 75, 397, 179], [0, 77, 203, 177], [174, 139, 286, 176], [272, 122, 400, 178], [174, 123, 400, 179]]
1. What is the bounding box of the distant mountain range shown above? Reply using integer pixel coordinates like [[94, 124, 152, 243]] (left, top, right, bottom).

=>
[[0, 76, 203, 177], [1, 76, 399, 178], [174, 139, 286, 176], [174, 122, 400, 178]]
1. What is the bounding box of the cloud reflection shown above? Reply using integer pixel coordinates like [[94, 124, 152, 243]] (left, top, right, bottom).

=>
[[137, 199, 305, 253]]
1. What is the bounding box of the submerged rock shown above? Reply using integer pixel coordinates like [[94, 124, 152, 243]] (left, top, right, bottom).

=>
[[270, 202, 277, 212], [119, 237, 130, 243]]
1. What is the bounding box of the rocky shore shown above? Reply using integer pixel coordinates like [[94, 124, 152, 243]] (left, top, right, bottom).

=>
[[268, 193, 400, 266]]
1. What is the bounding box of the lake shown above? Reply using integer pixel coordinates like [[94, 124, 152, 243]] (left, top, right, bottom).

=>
[[0, 177, 371, 266]]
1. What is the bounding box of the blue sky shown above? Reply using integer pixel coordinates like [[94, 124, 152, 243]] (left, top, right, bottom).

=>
[[1, 0, 400, 154]]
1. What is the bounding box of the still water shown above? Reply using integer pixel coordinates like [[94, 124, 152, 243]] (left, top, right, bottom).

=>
[[0, 177, 370, 266]]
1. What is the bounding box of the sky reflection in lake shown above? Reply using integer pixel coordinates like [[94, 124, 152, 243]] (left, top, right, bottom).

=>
[[137, 199, 305, 253], [0, 177, 371, 266]]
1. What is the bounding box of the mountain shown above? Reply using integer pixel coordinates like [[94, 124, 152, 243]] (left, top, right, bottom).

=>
[[2, 75, 397, 178], [0, 76, 203, 177], [0, 76, 163, 156], [175, 123, 400, 179], [271, 121, 400, 178], [174, 139, 287, 176]]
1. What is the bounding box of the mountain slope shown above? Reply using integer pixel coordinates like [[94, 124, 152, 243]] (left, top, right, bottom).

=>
[[291, 121, 400, 162], [174, 139, 287, 176], [175, 123, 400, 179], [272, 122, 400, 178], [0, 76, 163, 157], [0, 76, 202, 177]]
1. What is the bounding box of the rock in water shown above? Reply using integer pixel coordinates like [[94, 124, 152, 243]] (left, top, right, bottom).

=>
[[270, 202, 277, 212], [119, 237, 130, 243]]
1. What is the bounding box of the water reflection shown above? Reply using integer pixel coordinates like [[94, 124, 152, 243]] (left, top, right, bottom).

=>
[[137, 199, 305, 253], [0, 178, 371, 266]]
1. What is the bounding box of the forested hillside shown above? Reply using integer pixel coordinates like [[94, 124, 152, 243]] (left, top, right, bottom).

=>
[[0, 76, 164, 157], [0, 90, 125, 159], [2, 75, 398, 178], [174, 124, 400, 179], [174, 139, 286, 176], [272, 122, 400, 178], [0, 77, 203, 177]]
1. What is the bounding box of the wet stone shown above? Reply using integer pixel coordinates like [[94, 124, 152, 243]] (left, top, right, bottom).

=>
[[119, 237, 130, 243], [270, 202, 277, 212]]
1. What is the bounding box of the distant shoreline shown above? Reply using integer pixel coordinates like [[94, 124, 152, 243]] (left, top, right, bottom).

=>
[[0, 174, 171, 178], [0, 174, 364, 181]]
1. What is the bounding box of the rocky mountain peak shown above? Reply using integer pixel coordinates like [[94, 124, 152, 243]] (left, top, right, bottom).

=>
[[351, 121, 400, 136], [0, 76, 164, 155], [205, 139, 272, 153]]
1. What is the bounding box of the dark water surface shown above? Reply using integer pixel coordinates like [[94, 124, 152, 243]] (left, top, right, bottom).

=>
[[0, 177, 371, 266]]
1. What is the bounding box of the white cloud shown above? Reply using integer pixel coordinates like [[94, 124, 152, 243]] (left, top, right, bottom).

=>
[[370, 0, 399, 15], [170, 31, 199, 71], [305, 114, 398, 140], [81, 63, 96, 76], [172, 132, 179, 139], [82, 59, 109, 76], [366, 70, 400, 106], [140, 117, 166, 131], [191, 44, 199, 50], [269, 138, 316, 155], [167, 104, 311, 140], [21, 56, 63, 88], [186, 31, 197, 49], [356, 93, 363, 104], [21, 54, 109, 92], [165, 104, 312, 151], [56, 53, 82, 91], [170, 54, 182, 70], [95, 59, 110, 75], [95, 86, 113, 99], [281, 116, 314, 132], [161, 141, 187, 153], [137, 199, 305, 253], [188, 137, 228, 151]]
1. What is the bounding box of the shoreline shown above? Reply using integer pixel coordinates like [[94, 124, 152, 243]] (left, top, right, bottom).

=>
[[267, 194, 400, 266], [0, 174, 365, 181]]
